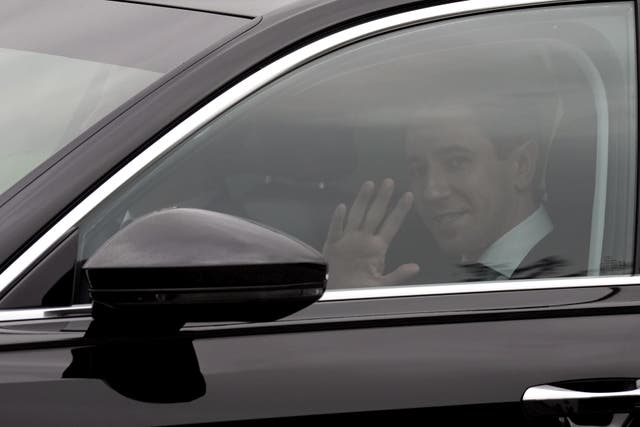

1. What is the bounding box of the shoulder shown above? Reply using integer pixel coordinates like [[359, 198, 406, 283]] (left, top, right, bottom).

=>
[[511, 230, 585, 279]]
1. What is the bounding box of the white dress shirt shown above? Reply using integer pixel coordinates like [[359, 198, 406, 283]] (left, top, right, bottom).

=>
[[477, 206, 553, 279]]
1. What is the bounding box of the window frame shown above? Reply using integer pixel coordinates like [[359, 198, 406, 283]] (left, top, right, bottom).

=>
[[0, 0, 636, 322]]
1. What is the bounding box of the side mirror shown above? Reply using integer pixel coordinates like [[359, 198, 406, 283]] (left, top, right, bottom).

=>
[[84, 208, 326, 326]]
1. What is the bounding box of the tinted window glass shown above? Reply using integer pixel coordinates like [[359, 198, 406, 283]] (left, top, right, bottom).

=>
[[78, 3, 636, 295], [0, 0, 248, 195]]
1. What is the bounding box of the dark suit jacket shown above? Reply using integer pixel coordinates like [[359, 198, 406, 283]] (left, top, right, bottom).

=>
[[509, 230, 586, 279], [458, 230, 586, 281], [404, 229, 586, 284]]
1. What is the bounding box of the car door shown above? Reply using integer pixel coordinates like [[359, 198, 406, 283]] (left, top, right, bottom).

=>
[[0, 0, 638, 426]]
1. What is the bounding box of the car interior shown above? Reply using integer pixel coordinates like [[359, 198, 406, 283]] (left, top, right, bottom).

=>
[[68, 5, 635, 302]]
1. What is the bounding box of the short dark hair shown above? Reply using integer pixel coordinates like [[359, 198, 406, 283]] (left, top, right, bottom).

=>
[[404, 91, 561, 201]]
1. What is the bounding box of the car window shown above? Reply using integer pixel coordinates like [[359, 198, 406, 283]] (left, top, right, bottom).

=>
[[0, 0, 248, 196], [76, 2, 636, 298]]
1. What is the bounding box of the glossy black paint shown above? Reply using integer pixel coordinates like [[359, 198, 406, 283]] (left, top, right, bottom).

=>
[[0, 283, 638, 350], [0, 283, 640, 424], [0, 230, 77, 308], [85, 209, 326, 323], [85, 209, 325, 270], [64, 322, 206, 404], [110, 0, 297, 17]]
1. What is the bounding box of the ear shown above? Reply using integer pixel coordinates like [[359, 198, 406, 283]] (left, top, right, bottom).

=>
[[510, 139, 539, 192]]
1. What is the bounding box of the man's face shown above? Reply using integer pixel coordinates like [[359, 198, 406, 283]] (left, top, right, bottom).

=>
[[406, 117, 519, 259]]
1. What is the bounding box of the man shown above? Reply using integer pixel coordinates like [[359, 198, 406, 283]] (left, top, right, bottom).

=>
[[323, 95, 563, 289]]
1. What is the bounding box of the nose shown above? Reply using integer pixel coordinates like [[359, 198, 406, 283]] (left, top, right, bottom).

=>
[[423, 165, 451, 201]]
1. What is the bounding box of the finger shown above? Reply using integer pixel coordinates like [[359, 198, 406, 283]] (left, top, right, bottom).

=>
[[345, 181, 375, 231], [381, 263, 420, 285], [378, 192, 414, 243], [325, 203, 346, 245], [362, 178, 394, 232]]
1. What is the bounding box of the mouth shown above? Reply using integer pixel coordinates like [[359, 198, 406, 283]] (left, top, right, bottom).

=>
[[431, 211, 469, 227]]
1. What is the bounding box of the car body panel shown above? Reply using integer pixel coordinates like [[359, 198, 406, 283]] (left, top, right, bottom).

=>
[[116, 0, 309, 17], [1, 304, 640, 424]]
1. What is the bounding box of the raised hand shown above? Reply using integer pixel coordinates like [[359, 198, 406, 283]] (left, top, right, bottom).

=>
[[323, 178, 419, 289]]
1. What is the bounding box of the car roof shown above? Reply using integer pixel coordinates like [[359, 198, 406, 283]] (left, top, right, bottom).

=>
[[2, 0, 254, 73], [113, 0, 317, 17]]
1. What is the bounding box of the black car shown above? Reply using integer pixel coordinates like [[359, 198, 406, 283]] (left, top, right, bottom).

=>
[[0, 0, 638, 425]]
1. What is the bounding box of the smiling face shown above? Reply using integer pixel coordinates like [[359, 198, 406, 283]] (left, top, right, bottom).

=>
[[405, 107, 529, 259]]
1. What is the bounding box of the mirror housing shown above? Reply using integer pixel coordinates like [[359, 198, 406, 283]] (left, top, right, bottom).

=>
[[84, 208, 326, 324]]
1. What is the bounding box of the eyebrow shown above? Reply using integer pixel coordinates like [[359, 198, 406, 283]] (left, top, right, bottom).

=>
[[406, 144, 473, 162], [433, 145, 474, 157]]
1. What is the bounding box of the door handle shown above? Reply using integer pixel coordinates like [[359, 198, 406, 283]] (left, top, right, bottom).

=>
[[523, 380, 640, 417]]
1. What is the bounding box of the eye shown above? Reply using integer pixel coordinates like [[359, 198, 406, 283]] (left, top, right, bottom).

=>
[[444, 155, 470, 171], [409, 161, 427, 177]]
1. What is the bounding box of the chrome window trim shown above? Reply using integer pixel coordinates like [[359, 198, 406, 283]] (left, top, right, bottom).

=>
[[0, 304, 91, 322], [0, 276, 637, 322], [0, 0, 624, 298], [320, 275, 640, 301]]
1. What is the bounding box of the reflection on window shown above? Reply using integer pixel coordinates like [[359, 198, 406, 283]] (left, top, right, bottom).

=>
[[0, 48, 160, 194], [78, 3, 636, 295]]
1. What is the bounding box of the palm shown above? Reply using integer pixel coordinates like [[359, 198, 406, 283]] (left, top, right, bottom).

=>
[[323, 179, 419, 289]]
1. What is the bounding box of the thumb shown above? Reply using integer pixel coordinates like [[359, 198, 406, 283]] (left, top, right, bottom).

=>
[[381, 263, 420, 285]]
